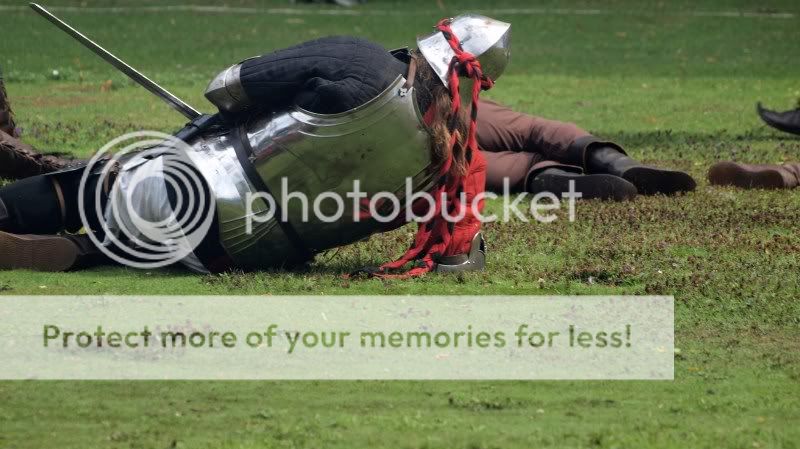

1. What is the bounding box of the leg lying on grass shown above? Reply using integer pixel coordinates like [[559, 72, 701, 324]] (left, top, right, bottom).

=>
[[708, 161, 800, 189], [477, 100, 695, 199], [0, 164, 113, 271]]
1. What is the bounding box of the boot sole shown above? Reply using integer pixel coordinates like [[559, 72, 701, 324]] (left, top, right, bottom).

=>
[[707, 161, 785, 189], [0, 231, 79, 271], [621, 167, 696, 195], [530, 173, 638, 201]]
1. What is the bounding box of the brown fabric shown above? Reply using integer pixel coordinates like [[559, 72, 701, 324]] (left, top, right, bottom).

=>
[[403, 56, 417, 90], [0, 130, 71, 179], [477, 99, 611, 192], [782, 162, 800, 186], [0, 111, 14, 138], [708, 161, 800, 189], [0, 77, 17, 138], [50, 178, 67, 224], [0, 78, 74, 179], [477, 99, 592, 158]]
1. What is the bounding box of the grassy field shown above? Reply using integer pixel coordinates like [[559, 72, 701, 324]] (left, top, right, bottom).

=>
[[1, 0, 800, 447]]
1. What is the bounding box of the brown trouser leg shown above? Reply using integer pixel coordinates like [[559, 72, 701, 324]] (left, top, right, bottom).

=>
[[477, 100, 593, 158], [477, 100, 597, 193]]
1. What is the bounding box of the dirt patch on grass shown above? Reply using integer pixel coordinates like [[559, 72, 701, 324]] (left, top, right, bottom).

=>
[[20, 94, 99, 108], [51, 84, 107, 94]]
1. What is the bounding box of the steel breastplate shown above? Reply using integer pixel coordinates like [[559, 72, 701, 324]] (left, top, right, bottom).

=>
[[185, 75, 433, 270]]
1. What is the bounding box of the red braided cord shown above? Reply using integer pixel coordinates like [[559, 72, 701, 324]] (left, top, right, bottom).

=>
[[374, 18, 494, 278]]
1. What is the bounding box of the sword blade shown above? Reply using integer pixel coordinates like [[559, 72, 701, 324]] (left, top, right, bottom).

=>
[[29, 2, 201, 120]]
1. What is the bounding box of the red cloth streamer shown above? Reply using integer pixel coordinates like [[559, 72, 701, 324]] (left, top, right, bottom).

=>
[[372, 18, 494, 279]]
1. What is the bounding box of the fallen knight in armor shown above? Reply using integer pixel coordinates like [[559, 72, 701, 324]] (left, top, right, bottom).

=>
[[1, 13, 701, 274], [0, 15, 507, 275]]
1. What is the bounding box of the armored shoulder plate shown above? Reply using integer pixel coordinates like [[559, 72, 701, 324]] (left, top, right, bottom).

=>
[[204, 63, 249, 114]]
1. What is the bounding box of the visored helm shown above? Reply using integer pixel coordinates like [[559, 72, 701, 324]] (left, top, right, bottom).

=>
[[416, 14, 511, 87]]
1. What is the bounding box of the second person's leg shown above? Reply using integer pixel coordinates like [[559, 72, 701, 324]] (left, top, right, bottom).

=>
[[482, 150, 637, 201], [478, 100, 696, 196], [478, 100, 637, 200]]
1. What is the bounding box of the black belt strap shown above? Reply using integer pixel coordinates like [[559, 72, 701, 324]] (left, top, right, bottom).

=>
[[230, 124, 313, 262]]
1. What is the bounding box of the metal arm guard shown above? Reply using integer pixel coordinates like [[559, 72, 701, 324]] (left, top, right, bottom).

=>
[[204, 63, 249, 115]]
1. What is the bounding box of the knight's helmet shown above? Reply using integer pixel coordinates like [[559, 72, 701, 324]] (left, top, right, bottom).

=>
[[416, 14, 511, 88]]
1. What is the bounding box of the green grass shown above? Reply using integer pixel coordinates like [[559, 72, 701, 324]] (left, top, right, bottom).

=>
[[1, 0, 800, 448]]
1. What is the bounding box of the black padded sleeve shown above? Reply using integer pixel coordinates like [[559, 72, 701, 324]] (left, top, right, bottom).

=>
[[239, 36, 408, 114]]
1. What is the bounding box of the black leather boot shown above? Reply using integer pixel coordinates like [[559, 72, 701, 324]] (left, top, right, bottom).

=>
[[528, 167, 637, 201], [757, 103, 800, 136], [586, 147, 696, 195]]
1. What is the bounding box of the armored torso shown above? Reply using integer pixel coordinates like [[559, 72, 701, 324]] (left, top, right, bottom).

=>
[[186, 75, 433, 270]]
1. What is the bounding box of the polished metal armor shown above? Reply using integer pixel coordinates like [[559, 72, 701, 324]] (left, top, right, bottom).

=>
[[196, 14, 512, 269], [416, 14, 511, 87], [186, 76, 433, 269], [29, 4, 508, 272], [204, 62, 249, 115]]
